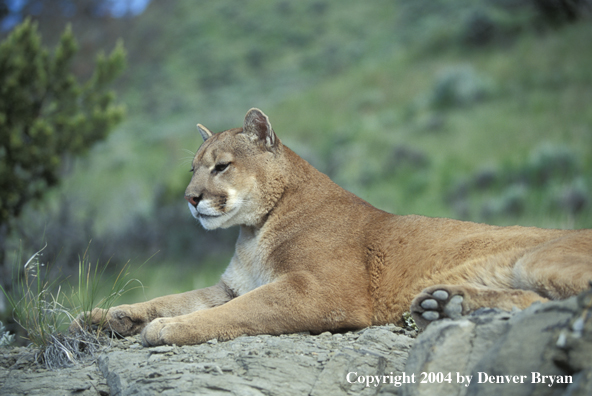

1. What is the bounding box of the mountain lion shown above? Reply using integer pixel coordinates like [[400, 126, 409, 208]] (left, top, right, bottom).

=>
[[71, 108, 592, 346]]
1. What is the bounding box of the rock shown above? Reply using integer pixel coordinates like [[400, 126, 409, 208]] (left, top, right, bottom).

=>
[[402, 288, 592, 396], [0, 359, 109, 396], [0, 325, 415, 396]]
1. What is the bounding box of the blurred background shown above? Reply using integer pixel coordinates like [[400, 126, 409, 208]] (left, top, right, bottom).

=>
[[1, 0, 591, 314]]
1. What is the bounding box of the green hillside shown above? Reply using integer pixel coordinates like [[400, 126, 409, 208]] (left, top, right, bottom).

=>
[[5, 0, 591, 302]]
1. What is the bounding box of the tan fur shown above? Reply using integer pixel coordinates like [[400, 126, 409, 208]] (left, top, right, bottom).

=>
[[70, 108, 592, 346]]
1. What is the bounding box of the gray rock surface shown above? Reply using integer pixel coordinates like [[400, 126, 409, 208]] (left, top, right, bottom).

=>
[[0, 346, 109, 395], [402, 287, 592, 396], [0, 325, 416, 396]]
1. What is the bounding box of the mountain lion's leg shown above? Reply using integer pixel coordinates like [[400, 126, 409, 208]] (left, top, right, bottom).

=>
[[410, 284, 547, 330], [69, 281, 233, 336], [512, 231, 592, 300], [411, 232, 592, 330], [141, 271, 372, 346]]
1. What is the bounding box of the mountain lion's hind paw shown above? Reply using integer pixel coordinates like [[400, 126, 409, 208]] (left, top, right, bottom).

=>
[[410, 286, 465, 329]]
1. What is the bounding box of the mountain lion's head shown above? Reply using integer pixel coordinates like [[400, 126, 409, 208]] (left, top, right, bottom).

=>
[[185, 108, 285, 230]]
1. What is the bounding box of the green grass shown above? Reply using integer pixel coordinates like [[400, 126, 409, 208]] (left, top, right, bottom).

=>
[[1, 245, 66, 348], [0, 244, 143, 367]]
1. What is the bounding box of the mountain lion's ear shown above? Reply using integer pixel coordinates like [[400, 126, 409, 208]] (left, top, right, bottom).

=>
[[243, 108, 278, 150], [197, 124, 213, 141]]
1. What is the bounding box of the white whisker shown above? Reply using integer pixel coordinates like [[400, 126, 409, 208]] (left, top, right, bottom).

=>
[[178, 157, 196, 168], [178, 149, 197, 168]]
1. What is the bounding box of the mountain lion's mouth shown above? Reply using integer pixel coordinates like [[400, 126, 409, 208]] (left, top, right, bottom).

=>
[[198, 212, 222, 219]]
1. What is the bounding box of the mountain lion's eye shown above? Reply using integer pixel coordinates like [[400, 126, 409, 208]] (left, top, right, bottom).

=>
[[213, 162, 230, 173]]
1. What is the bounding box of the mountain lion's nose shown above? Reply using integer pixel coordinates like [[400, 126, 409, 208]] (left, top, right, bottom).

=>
[[185, 194, 201, 207]]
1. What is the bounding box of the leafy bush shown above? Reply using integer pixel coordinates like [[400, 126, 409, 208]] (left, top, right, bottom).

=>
[[429, 65, 496, 109], [0, 18, 127, 314], [0, 18, 126, 229]]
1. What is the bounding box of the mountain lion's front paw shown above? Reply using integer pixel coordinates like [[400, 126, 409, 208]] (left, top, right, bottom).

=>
[[69, 308, 108, 334], [69, 305, 149, 337], [141, 318, 174, 347], [410, 285, 467, 330]]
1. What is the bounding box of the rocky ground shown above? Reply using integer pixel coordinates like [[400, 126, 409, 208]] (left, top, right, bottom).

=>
[[1, 287, 591, 396], [0, 324, 416, 395], [403, 293, 592, 396]]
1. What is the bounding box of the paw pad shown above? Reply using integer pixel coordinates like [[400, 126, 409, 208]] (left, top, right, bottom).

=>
[[411, 286, 466, 328], [444, 295, 464, 319], [420, 299, 439, 310], [422, 311, 439, 321], [432, 290, 449, 300]]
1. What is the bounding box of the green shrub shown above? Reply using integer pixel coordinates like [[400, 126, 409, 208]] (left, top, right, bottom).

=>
[[0, 18, 126, 229], [429, 65, 496, 109]]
